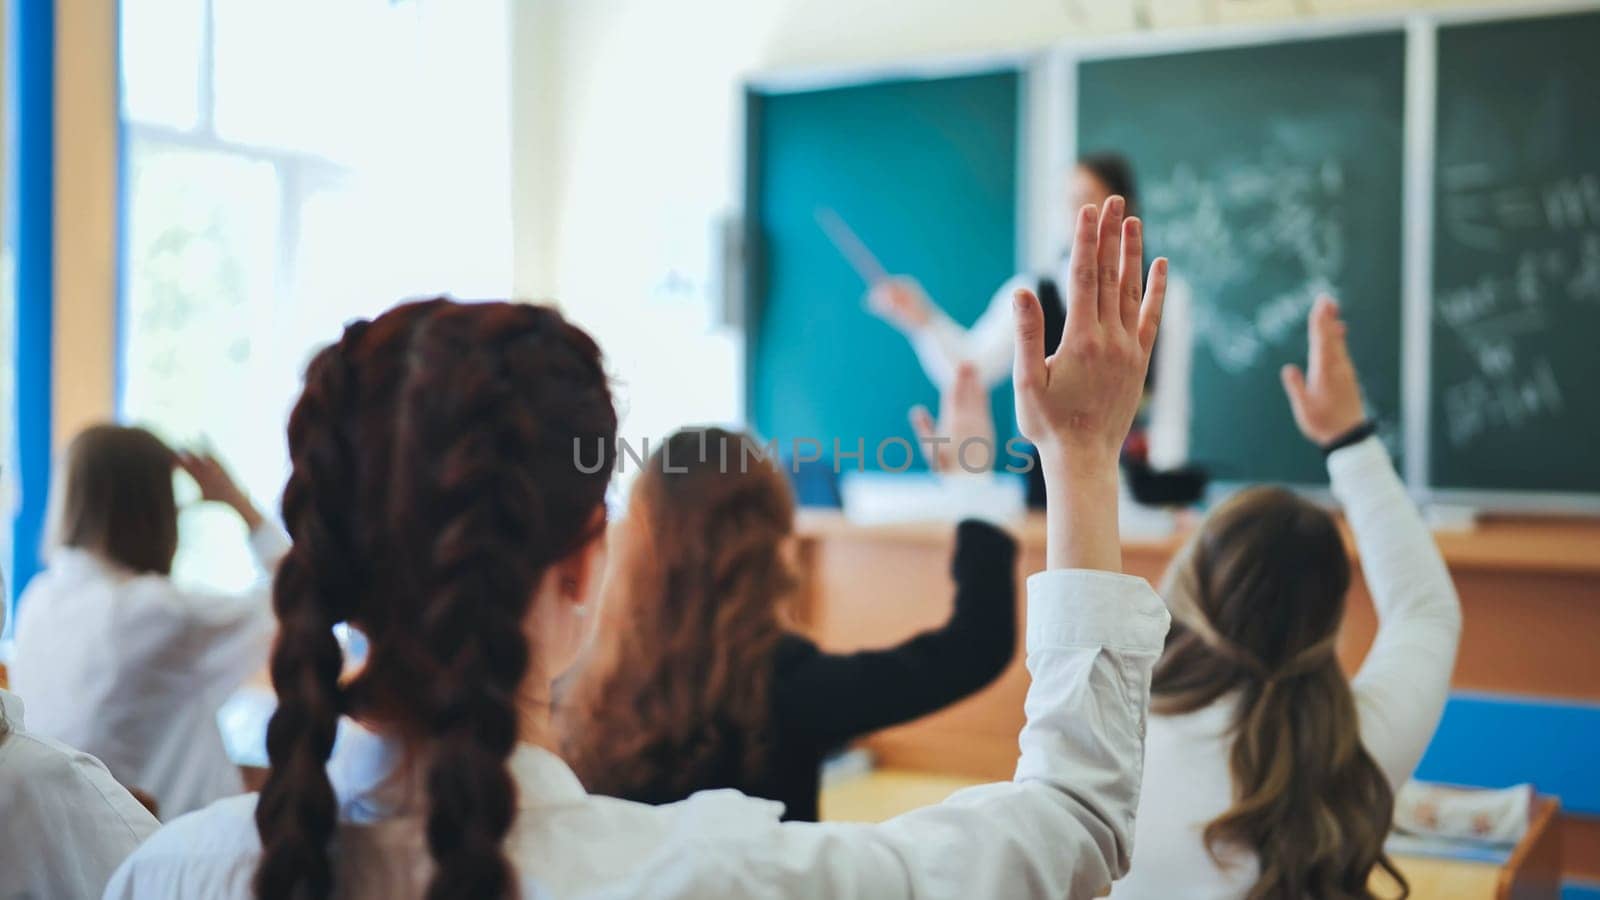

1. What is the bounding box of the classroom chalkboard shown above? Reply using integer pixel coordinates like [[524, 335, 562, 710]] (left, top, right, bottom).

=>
[[746, 71, 1020, 470], [1430, 12, 1600, 496], [1079, 33, 1407, 486]]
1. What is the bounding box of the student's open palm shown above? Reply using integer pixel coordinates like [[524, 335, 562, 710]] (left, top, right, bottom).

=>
[[1280, 295, 1366, 445], [1013, 197, 1166, 469], [176, 451, 247, 507], [176, 449, 264, 530]]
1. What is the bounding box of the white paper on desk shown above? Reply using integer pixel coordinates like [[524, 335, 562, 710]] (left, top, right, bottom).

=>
[[1393, 780, 1533, 847], [839, 472, 1026, 526]]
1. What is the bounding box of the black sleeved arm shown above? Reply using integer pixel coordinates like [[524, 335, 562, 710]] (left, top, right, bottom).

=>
[[773, 519, 1018, 749]]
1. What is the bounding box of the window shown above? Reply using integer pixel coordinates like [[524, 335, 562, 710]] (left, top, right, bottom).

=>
[[119, 0, 512, 590]]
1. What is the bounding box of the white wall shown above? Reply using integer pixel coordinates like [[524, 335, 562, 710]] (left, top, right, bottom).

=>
[[508, 0, 1498, 445]]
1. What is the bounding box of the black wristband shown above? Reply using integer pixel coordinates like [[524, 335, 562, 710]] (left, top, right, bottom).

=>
[[1321, 419, 1377, 457]]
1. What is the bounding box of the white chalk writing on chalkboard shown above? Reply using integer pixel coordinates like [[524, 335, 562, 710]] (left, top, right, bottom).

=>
[[1438, 163, 1597, 448], [1443, 359, 1565, 448], [1145, 154, 1344, 376], [1194, 280, 1330, 375], [1570, 233, 1600, 301], [1443, 167, 1600, 251], [1544, 174, 1600, 232]]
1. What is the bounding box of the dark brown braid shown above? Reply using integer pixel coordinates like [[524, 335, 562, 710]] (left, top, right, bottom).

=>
[[254, 317, 384, 900], [253, 299, 616, 900]]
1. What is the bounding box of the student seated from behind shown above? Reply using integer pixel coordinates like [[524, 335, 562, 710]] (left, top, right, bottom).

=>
[[1111, 296, 1463, 900], [107, 196, 1175, 899], [560, 370, 1013, 822], [0, 570, 159, 899], [10, 425, 288, 819]]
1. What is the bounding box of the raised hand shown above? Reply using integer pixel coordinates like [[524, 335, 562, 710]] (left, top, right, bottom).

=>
[[866, 276, 933, 332], [1013, 197, 1166, 472], [910, 363, 996, 474], [1280, 295, 1366, 445], [176, 449, 264, 531], [1012, 196, 1166, 572]]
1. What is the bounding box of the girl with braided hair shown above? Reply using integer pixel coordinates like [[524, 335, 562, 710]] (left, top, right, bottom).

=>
[[109, 195, 1174, 900], [1112, 297, 1463, 900]]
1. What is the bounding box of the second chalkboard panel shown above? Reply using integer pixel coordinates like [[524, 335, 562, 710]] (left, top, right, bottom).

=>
[[1079, 32, 1407, 486], [1431, 11, 1600, 496]]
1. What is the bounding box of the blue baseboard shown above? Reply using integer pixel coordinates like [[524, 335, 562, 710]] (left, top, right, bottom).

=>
[[1562, 880, 1600, 900]]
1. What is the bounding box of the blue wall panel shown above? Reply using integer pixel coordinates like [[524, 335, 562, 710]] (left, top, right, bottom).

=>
[[1415, 693, 1600, 816], [9, 0, 55, 602]]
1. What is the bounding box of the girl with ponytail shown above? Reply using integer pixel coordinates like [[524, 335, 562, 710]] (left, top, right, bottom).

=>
[[110, 195, 1176, 900], [1112, 296, 1463, 900]]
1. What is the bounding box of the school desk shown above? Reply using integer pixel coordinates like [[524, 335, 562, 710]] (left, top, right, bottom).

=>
[[791, 510, 1600, 886], [819, 769, 1564, 900]]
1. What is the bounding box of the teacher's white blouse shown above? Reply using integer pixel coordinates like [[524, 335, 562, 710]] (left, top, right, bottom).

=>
[[105, 569, 1169, 900]]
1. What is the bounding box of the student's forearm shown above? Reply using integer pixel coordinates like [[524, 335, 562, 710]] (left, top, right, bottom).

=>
[[1330, 438, 1459, 625], [1040, 455, 1121, 573], [232, 498, 266, 533]]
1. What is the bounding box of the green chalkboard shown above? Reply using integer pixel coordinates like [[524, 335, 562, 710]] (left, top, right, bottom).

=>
[[1079, 33, 1406, 485], [1430, 12, 1600, 495], [746, 71, 1019, 469]]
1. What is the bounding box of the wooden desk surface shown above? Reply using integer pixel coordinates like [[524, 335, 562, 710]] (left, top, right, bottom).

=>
[[820, 771, 1561, 900], [795, 509, 1600, 577]]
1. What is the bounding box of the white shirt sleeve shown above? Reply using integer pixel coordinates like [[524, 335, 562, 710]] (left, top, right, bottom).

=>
[[1330, 437, 1464, 789], [0, 699, 160, 900], [179, 522, 291, 699], [653, 569, 1171, 899], [1144, 277, 1194, 470], [246, 521, 292, 572], [99, 570, 1172, 900], [908, 276, 1028, 390]]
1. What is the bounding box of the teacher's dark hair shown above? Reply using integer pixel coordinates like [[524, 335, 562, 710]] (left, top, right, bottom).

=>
[[252, 298, 617, 900], [1078, 152, 1139, 215]]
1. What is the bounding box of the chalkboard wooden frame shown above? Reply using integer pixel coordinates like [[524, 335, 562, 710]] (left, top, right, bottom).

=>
[[1051, 0, 1600, 514]]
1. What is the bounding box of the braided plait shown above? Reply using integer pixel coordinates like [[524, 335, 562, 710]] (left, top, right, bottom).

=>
[[253, 298, 614, 900], [254, 321, 372, 900], [391, 304, 614, 900]]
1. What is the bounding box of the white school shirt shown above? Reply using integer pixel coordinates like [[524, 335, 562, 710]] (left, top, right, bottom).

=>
[[10, 524, 290, 820], [1110, 437, 1464, 900], [910, 266, 1196, 470], [0, 688, 159, 899], [104, 569, 1170, 900]]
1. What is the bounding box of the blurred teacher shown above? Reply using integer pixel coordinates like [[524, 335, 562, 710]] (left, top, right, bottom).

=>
[[868, 153, 1193, 472]]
